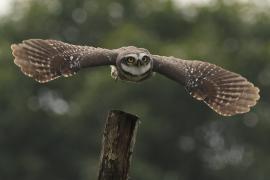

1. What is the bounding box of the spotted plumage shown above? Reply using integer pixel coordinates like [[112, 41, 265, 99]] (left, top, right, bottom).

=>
[[11, 39, 260, 116]]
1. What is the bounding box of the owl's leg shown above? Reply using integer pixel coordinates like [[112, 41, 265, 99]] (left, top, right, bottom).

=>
[[110, 65, 119, 81]]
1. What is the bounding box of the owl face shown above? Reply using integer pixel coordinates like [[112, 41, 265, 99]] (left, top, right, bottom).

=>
[[116, 48, 153, 82], [116, 46, 153, 82], [121, 53, 152, 74]]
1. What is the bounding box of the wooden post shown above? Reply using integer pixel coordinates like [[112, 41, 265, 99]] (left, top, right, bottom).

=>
[[98, 110, 139, 180]]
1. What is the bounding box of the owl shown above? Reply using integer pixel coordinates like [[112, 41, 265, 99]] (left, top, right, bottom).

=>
[[11, 39, 260, 116]]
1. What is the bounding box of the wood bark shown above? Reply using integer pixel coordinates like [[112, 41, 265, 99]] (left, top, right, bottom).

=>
[[98, 110, 139, 180]]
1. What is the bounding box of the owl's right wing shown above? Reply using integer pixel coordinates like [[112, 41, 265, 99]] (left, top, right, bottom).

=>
[[152, 55, 260, 116], [11, 39, 118, 83]]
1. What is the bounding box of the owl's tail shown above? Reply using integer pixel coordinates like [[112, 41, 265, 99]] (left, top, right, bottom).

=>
[[11, 39, 77, 83], [185, 60, 260, 116]]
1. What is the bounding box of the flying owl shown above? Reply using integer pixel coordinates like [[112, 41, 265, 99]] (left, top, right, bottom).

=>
[[11, 39, 260, 116]]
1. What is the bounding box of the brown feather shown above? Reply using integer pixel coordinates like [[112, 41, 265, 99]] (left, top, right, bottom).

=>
[[11, 39, 116, 83], [152, 55, 260, 116], [182, 60, 260, 116]]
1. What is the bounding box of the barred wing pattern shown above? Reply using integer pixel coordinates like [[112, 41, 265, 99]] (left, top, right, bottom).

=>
[[11, 39, 117, 83], [153, 55, 260, 116]]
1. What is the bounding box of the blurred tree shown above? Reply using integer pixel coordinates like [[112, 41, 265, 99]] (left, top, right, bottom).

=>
[[0, 0, 269, 180]]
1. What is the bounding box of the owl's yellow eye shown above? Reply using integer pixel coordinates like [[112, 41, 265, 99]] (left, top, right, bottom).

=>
[[126, 57, 135, 64], [142, 56, 150, 63]]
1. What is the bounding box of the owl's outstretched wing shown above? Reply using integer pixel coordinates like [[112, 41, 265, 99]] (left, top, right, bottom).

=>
[[11, 39, 117, 83], [153, 55, 260, 116]]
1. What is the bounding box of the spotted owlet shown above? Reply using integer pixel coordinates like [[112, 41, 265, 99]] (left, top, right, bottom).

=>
[[11, 39, 260, 116]]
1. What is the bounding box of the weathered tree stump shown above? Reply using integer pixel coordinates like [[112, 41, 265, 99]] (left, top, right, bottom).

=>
[[98, 110, 139, 180]]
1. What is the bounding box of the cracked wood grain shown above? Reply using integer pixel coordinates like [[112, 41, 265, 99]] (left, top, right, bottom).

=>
[[98, 110, 139, 180]]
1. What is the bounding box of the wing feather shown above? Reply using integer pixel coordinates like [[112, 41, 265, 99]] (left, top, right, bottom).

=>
[[11, 39, 117, 83], [153, 55, 260, 116]]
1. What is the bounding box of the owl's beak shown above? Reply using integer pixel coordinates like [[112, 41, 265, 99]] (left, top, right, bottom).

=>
[[137, 60, 142, 67]]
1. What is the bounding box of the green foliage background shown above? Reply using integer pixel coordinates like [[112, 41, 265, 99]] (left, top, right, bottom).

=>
[[0, 0, 269, 179]]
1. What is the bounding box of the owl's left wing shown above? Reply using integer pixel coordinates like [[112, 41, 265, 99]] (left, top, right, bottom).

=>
[[11, 39, 118, 83], [152, 55, 260, 116]]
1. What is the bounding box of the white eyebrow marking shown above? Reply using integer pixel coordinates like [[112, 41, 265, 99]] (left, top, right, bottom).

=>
[[138, 53, 148, 59], [125, 54, 138, 59]]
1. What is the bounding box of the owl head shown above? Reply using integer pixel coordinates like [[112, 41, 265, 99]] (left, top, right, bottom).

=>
[[116, 46, 153, 82]]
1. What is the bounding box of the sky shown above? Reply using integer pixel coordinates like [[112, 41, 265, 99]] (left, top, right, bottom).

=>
[[0, 0, 15, 16], [0, 0, 270, 17], [173, 0, 270, 8]]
